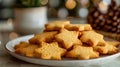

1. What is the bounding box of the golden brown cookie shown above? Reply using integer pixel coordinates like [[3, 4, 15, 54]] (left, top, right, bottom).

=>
[[94, 42, 119, 54], [45, 20, 70, 31], [29, 31, 58, 44], [65, 24, 92, 31], [15, 43, 39, 57], [35, 42, 66, 60], [55, 29, 82, 49], [80, 31, 104, 46], [66, 45, 99, 60], [106, 41, 120, 47], [14, 41, 29, 49]]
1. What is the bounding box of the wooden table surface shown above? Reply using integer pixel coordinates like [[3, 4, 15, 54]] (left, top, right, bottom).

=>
[[0, 21, 120, 67]]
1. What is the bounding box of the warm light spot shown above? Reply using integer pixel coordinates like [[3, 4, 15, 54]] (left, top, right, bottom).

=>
[[98, 1, 108, 14], [65, 0, 76, 10]]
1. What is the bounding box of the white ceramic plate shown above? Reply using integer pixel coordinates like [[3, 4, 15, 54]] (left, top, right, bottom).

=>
[[5, 35, 120, 67]]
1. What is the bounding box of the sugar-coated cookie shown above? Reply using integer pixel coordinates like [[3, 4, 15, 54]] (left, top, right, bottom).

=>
[[66, 45, 99, 59], [15, 43, 39, 57], [55, 29, 82, 49], [14, 41, 29, 49], [106, 41, 120, 47], [65, 24, 92, 31], [35, 42, 66, 60], [80, 31, 104, 46], [94, 42, 119, 54], [45, 20, 70, 31], [29, 31, 58, 44]]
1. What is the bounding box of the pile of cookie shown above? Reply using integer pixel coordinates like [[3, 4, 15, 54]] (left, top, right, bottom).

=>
[[14, 20, 120, 60]]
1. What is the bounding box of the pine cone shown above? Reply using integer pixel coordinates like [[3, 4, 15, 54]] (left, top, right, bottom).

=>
[[87, 0, 120, 34]]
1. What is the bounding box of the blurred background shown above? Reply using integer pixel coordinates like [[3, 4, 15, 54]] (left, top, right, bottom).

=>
[[0, 0, 94, 20], [0, 0, 119, 19], [0, 0, 120, 40]]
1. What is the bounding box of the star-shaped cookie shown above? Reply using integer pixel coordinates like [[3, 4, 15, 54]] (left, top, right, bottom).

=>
[[45, 20, 70, 31], [15, 43, 39, 57], [94, 42, 119, 54], [106, 41, 120, 47], [55, 29, 82, 49], [29, 31, 58, 44], [35, 42, 66, 60], [14, 41, 29, 49], [66, 45, 99, 59], [65, 24, 92, 31], [80, 31, 104, 46]]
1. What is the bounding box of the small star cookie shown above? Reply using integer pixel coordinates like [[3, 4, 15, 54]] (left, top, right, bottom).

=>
[[55, 29, 82, 49], [94, 42, 119, 54], [66, 45, 99, 60], [106, 41, 120, 47], [14, 41, 29, 49], [45, 20, 70, 31], [15, 43, 39, 57], [65, 24, 92, 31], [35, 42, 66, 60], [29, 31, 58, 44], [80, 31, 104, 46]]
